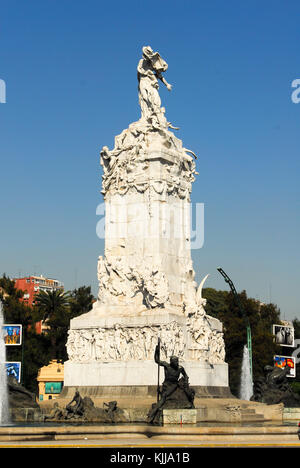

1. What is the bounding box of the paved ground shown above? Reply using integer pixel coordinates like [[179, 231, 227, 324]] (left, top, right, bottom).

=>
[[1, 423, 299, 450], [0, 438, 300, 448]]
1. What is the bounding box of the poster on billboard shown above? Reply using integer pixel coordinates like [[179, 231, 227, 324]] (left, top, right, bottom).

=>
[[5, 362, 22, 383], [272, 324, 294, 347], [2, 324, 22, 345], [274, 355, 296, 378]]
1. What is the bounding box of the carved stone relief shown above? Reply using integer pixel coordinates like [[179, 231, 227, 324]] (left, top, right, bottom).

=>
[[67, 321, 185, 363], [97, 255, 169, 308], [67, 310, 226, 365], [185, 298, 226, 364]]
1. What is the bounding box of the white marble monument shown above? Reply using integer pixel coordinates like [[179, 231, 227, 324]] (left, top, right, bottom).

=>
[[64, 46, 229, 395]]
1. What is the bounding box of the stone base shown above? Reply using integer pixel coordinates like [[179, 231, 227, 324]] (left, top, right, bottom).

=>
[[283, 407, 300, 421], [55, 384, 234, 425], [1, 422, 299, 444], [163, 409, 197, 424], [59, 384, 233, 407], [43, 394, 283, 424], [63, 360, 229, 388], [62, 359, 230, 416], [10, 407, 42, 423]]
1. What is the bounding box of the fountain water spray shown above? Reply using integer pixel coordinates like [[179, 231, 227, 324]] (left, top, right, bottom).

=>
[[239, 344, 253, 401], [0, 301, 9, 424]]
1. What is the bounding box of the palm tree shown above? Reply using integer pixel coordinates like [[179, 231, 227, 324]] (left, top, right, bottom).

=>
[[34, 289, 71, 360]]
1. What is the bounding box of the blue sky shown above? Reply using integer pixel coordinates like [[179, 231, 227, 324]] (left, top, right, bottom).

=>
[[0, 0, 299, 320]]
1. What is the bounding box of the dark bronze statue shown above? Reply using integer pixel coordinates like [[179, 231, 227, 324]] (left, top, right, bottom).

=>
[[65, 390, 85, 418], [43, 402, 65, 421], [42, 393, 127, 423], [103, 400, 118, 423], [251, 364, 300, 407], [147, 340, 195, 424]]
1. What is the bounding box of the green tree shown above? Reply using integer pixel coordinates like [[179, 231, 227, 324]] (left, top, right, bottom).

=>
[[0, 275, 95, 393], [34, 289, 71, 361], [69, 286, 94, 319], [203, 287, 281, 396], [0, 275, 50, 392], [33, 286, 95, 362], [0, 274, 33, 327], [293, 318, 300, 339]]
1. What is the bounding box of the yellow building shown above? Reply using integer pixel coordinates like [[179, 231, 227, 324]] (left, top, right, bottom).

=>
[[37, 360, 64, 401]]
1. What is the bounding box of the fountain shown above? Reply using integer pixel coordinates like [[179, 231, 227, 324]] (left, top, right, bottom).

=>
[[239, 344, 253, 401], [0, 301, 9, 425]]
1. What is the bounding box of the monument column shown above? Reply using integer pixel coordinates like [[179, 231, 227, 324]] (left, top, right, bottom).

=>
[[63, 46, 229, 403]]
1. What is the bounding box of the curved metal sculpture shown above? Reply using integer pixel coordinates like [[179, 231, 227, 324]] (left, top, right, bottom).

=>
[[217, 267, 253, 379]]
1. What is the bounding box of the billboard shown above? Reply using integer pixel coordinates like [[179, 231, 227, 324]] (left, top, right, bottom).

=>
[[272, 324, 294, 347], [2, 324, 22, 345], [274, 355, 296, 378], [5, 362, 22, 383], [45, 382, 63, 394]]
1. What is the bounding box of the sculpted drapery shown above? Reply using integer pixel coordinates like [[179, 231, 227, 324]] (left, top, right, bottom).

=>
[[137, 46, 172, 127]]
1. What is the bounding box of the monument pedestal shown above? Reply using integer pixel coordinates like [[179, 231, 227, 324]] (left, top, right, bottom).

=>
[[64, 359, 228, 389], [65, 308, 229, 398], [64, 308, 230, 412]]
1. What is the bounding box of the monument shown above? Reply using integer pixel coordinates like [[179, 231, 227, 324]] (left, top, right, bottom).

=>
[[63, 46, 230, 407]]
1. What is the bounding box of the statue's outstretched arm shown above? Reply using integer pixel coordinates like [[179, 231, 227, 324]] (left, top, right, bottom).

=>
[[156, 72, 172, 91]]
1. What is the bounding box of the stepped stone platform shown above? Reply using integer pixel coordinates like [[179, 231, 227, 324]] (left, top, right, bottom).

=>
[[39, 391, 284, 425], [58, 383, 233, 405], [0, 423, 298, 445]]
